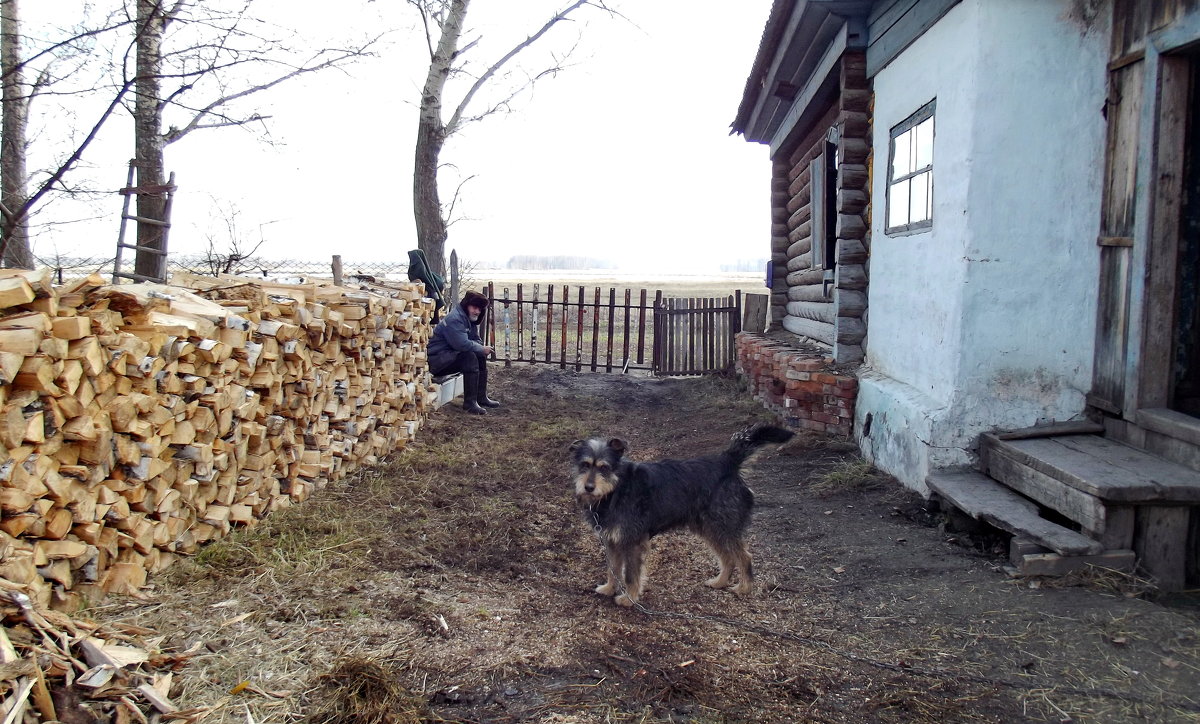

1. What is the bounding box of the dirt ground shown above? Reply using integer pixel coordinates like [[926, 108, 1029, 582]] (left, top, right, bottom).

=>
[[89, 366, 1200, 723]]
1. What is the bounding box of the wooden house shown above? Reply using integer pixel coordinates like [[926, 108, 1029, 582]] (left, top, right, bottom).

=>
[[734, 0, 1200, 589]]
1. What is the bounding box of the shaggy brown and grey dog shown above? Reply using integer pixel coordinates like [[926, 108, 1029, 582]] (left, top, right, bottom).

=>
[[571, 424, 794, 607]]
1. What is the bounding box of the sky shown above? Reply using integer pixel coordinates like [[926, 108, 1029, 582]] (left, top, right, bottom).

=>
[[24, 1, 775, 274]]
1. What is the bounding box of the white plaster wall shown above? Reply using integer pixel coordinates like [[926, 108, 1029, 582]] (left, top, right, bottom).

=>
[[952, 1, 1107, 437], [863, 0, 979, 404], [857, 0, 1110, 489]]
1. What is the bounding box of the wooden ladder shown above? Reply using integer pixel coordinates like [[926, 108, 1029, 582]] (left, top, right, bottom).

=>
[[113, 160, 177, 284]]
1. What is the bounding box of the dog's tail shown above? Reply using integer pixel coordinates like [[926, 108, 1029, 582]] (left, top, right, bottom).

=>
[[723, 423, 794, 468]]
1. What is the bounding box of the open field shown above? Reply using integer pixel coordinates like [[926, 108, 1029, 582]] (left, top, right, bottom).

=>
[[469, 270, 767, 302]]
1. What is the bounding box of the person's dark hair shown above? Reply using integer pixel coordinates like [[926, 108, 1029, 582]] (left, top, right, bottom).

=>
[[460, 291, 489, 313]]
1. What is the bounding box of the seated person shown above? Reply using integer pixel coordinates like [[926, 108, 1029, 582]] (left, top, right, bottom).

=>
[[426, 290, 500, 415]]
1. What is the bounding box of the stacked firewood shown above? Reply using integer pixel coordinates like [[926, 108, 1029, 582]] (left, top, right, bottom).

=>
[[0, 268, 438, 614], [0, 592, 200, 721]]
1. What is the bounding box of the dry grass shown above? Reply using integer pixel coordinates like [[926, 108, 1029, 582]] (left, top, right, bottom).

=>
[[807, 458, 890, 495], [305, 657, 430, 724], [83, 366, 1200, 724]]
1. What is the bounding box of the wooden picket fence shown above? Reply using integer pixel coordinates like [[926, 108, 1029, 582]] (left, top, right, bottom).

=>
[[482, 282, 742, 376]]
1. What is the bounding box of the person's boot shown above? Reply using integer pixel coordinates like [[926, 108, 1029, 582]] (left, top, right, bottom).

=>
[[477, 366, 501, 408], [461, 372, 487, 415]]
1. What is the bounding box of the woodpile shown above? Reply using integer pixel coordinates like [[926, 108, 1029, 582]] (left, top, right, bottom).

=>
[[0, 589, 202, 721], [0, 268, 439, 615]]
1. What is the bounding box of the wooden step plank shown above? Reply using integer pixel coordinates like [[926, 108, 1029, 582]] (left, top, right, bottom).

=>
[[984, 447, 1107, 532], [1055, 435, 1200, 502], [993, 420, 1105, 441], [1006, 550, 1137, 577], [987, 434, 1200, 503], [927, 471, 1103, 555]]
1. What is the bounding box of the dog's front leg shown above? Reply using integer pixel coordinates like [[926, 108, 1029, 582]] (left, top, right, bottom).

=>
[[614, 540, 647, 607], [595, 544, 621, 597]]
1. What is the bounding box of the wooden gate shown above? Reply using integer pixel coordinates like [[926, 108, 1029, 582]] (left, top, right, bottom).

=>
[[652, 294, 742, 376], [481, 283, 742, 376]]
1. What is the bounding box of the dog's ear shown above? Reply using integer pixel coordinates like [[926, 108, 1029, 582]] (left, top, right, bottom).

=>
[[569, 439, 585, 453], [607, 438, 628, 457]]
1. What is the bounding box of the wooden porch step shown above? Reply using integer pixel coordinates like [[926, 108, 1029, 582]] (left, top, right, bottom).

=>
[[1006, 537, 1136, 577], [982, 434, 1200, 503], [927, 471, 1103, 555]]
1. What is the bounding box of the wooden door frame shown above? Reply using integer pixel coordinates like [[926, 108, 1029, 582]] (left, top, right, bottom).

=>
[[1125, 19, 1200, 436], [1136, 51, 1191, 413]]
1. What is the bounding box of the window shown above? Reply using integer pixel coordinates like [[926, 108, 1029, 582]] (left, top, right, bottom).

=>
[[886, 100, 935, 234], [810, 136, 837, 272]]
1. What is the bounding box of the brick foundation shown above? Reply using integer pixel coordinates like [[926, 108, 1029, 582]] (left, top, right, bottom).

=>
[[735, 332, 858, 438]]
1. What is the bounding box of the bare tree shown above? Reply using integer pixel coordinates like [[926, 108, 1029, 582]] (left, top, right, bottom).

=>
[[410, 0, 616, 277], [1, 4, 139, 268], [129, 0, 378, 279], [1, 0, 33, 268]]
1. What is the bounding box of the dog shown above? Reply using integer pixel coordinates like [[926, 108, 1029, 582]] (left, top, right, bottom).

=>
[[570, 423, 794, 607]]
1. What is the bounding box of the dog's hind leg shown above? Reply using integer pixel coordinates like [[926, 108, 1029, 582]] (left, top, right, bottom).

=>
[[703, 540, 737, 590], [731, 540, 754, 595], [614, 540, 648, 607]]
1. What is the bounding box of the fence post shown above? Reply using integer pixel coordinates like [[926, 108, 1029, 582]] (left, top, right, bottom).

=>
[[449, 249, 460, 305], [331, 255, 343, 286]]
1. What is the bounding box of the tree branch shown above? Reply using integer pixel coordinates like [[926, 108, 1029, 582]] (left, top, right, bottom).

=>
[[446, 0, 607, 136], [161, 43, 376, 145]]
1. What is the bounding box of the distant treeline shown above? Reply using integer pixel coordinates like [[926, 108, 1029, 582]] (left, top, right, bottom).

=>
[[506, 255, 616, 270], [720, 259, 768, 272]]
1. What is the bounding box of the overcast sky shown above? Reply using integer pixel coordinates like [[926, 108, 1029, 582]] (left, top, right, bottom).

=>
[[26, 1, 774, 273]]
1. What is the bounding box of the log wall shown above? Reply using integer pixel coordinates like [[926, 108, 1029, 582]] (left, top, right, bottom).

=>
[[772, 53, 871, 364], [0, 268, 440, 611]]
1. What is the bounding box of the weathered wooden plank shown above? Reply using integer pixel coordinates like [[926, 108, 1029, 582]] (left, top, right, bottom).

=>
[[1056, 435, 1200, 501], [866, 0, 963, 77], [1141, 55, 1190, 409], [1134, 506, 1191, 591], [1092, 247, 1130, 412], [982, 445, 1108, 532], [993, 420, 1106, 440], [1009, 550, 1137, 578], [927, 471, 1103, 555], [994, 435, 1200, 503]]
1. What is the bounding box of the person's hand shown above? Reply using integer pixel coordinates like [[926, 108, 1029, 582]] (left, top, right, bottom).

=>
[[482, 345, 494, 356]]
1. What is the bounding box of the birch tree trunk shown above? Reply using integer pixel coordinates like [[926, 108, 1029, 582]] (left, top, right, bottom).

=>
[[413, 0, 469, 279], [132, 0, 169, 281], [410, 0, 604, 279], [1, 0, 34, 269]]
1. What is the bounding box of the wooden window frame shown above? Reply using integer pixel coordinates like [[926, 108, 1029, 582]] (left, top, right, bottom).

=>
[[885, 99, 936, 236], [810, 136, 838, 273]]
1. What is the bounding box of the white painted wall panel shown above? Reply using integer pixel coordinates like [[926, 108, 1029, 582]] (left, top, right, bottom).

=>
[[857, 0, 1110, 488]]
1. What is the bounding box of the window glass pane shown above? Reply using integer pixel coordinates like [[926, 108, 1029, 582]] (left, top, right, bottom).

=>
[[889, 178, 910, 228], [910, 170, 929, 223], [914, 118, 934, 169], [892, 129, 913, 177]]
